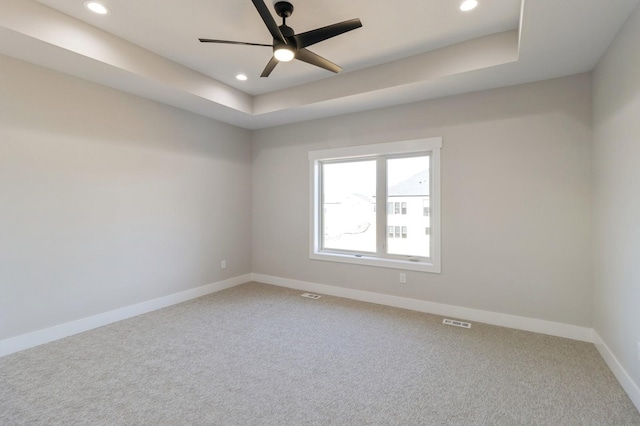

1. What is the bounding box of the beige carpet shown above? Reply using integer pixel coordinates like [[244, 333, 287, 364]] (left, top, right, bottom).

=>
[[1, 282, 639, 425]]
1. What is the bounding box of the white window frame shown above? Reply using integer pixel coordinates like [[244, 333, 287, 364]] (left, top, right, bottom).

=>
[[309, 138, 442, 273]]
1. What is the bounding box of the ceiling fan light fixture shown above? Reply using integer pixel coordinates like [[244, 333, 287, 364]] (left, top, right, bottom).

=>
[[198, 0, 362, 77], [459, 0, 478, 11], [274, 46, 295, 62], [84, 1, 109, 15]]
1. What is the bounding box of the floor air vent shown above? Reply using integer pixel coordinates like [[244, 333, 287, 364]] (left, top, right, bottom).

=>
[[301, 293, 322, 300], [443, 318, 472, 329]]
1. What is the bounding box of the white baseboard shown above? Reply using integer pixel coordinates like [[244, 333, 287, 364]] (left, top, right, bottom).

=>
[[0, 274, 251, 358], [251, 273, 594, 343], [593, 332, 640, 412]]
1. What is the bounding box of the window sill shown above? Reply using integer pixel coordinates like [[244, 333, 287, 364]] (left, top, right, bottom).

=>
[[310, 251, 441, 273]]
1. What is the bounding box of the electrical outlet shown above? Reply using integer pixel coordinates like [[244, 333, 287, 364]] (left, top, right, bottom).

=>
[[221, 260, 227, 269], [399, 273, 406, 283]]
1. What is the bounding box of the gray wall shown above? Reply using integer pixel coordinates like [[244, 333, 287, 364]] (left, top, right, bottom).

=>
[[593, 4, 640, 389], [252, 74, 593, 327], [0, 46, 603, 346], [0, 55, 252, 340]]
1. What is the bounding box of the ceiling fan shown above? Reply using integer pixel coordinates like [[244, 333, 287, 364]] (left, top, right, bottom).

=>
[[199, 0, 362, 77]]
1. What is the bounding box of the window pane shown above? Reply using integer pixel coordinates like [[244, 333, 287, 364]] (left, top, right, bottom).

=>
[[322, 160, 376, 252], [387, 156, 430, 257]]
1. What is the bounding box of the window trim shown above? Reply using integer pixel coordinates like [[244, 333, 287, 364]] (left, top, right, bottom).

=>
[[309, 138, 442, 273]]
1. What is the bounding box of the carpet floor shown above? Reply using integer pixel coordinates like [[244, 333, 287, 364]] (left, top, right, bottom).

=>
[[1, 282, 639, 425]]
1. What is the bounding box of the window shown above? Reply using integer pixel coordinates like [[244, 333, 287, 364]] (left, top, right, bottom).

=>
[[309, 138, 441, 273], [320, 160, 376, 253]]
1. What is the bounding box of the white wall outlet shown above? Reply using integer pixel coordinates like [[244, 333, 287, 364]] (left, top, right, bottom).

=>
[[399, 273, 406, 283], [221, 260, 227, 269]]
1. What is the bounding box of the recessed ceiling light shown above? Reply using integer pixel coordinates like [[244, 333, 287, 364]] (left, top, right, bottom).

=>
[[460, 0, 478, 12], [84, 1, 109, 15], [236, 74, 248, 81]]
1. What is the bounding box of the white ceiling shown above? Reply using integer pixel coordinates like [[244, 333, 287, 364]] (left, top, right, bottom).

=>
[[1, 0, 639, 129], [33, 0, 522, 95]]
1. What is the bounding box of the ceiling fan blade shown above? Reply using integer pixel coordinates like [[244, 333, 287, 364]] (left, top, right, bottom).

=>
[[294, 19, 362, 49], [260, 56, 279, 78], [199, 39, 272, 47], [295, 48, 342, 73], [251, 0, 287, 44]]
